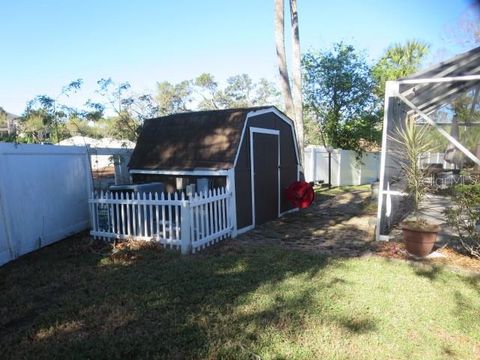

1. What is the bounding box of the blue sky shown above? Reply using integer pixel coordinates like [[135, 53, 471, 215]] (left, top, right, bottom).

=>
[[0, 0, 476, 114]]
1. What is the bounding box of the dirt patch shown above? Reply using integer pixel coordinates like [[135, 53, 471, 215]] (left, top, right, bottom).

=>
[[213, 189, 376, 258]]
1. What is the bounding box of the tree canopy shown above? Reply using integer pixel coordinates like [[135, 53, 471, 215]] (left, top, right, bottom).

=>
[[156, 73, 280, 114], [372, 40, 429, 99], [17, 78, 158, 143], [7, 39, 432, 148], [302, 43, 380, 153]]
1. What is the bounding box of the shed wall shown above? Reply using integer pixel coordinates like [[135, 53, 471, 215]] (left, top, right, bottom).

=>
[[235, 112, 298, 229]]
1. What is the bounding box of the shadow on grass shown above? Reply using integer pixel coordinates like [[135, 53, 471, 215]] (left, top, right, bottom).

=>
[[405, 260, 480, 339], [0, 234, 379, 359], [410, 264, 445, 281], [339, 317, 378, 334], [0, 187, 377, 358]]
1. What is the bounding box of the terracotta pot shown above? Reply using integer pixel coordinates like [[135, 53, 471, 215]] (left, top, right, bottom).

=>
[[401, 225, 438, 257]]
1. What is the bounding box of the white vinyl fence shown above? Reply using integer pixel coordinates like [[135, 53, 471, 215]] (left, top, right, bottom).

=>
[[304, 146, 380, 186], [0, 143, 92, 266], [89, 187, 233, 254]]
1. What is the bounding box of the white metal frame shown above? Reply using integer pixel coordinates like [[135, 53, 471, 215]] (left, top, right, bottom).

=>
[[397, 75, 480, 85], [376, 81, 398, 241], [249, 127, 281, 228], [376, 76, 480, 241]]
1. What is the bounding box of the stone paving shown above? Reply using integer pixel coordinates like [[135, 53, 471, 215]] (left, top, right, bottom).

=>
[[217, 189, 377, 257]]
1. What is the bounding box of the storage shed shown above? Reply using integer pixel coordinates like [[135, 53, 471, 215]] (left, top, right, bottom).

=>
[[128, 106, 301, 234]]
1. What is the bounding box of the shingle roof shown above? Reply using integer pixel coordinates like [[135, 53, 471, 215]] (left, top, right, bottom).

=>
[[128, 106, 271, 171]]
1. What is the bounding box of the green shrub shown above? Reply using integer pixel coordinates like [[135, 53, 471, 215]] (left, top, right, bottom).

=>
[[444, 184, 480, 259]]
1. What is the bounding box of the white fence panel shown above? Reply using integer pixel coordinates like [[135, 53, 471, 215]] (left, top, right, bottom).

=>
[[360, 153, 381, 184], [89, 187, 233, 254], [0, 143, 92, 266], [304, 146, 380, 186], [0, 211, 11, 266], [90, 191, 183, 249], [337, 150, 358, 186], [304, 147, 340, 185], [190, 188, 232, 253], [419, 152, 455, 170]]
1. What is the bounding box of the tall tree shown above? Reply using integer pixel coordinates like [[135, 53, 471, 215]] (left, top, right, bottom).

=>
[[195, 73, 280, 109], [274, 0, 293, 117], [193, 73, 221, 109], [156, 80, 192, 115], [155, 73, 280, 113], [95, 78, 159, 141], [289, 0, 304, 159], [274, 0, 304, 161], [20, 79, 83, 143], [302, 43, 380, 154], [372, 40, 429, 99]]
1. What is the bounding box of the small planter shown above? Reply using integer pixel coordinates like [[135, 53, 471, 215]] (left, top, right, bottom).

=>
[[401, 221, 440, 257]]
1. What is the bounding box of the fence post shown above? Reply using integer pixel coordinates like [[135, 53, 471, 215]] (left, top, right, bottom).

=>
[[180, 200, 192, 255], [311, 148, 316, 182], [226, 169, 238, 238]]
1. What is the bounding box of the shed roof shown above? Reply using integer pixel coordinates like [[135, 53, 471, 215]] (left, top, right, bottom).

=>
[[128, 106, 273, 171]]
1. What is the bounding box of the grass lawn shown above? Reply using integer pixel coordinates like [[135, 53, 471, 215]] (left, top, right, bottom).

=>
[[0, 236, 479, 359]]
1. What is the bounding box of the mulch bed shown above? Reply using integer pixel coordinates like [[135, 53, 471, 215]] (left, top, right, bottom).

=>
[[372, 240, 480, 273]]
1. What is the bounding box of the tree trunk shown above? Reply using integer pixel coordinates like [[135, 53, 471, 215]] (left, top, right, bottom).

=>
[[274, 0, 294, 118], [289, 0, 304, 163]]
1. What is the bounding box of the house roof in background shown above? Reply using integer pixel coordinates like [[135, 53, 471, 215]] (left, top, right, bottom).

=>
[[0, 107, 19, 121], [128, 106, 272, 171]]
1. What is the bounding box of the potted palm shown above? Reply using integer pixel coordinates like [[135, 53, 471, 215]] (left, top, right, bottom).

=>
[[391, 119, 439, 257]]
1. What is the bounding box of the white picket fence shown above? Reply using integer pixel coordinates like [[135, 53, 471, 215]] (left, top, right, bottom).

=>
[[89, 187, 233, 254]]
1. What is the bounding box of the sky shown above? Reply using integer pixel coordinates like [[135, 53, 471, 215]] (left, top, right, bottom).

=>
[[0, 0, 477, 115]]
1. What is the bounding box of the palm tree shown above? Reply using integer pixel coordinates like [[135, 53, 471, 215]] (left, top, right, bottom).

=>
[[274, 0, 293, 116], [372, 40, 429, 99], [274, 0, 304, 162], [289, 0, 304, 160]]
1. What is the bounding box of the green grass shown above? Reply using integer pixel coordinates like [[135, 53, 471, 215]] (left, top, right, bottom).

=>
[[0, 237, 479, 359]]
